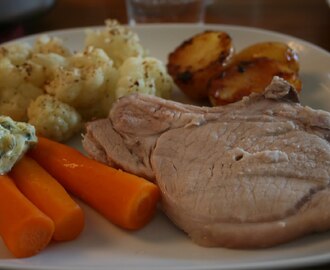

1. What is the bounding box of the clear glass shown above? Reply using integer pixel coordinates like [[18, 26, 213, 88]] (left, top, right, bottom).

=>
[[126, 0, 205, 25]]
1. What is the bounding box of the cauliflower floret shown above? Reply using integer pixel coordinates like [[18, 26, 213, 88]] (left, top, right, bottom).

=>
[[85, 19, 145, 68], [28, 94, 82, 142], [0, 42, 32, 65], [34, 35, 72, 57], [78, 81, 116, 121], [0, 38, 67, 89], [116, 57, 173, 99], [0, 84, 43, 121], [0, 58, 22, 88], [31, 53, 68, 81], [30, 35, 70, 82], [45, 47, 118, 114], [17, 61, 45, 87], [0, 58, 44, 121], [0, 57, 45, 88]]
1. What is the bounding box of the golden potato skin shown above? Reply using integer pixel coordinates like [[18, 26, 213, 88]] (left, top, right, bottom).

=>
[[208, 41, 301, 106], [208, 58, 302, 106], [231, 42, 300, 73], [167, 31, 234, 100]]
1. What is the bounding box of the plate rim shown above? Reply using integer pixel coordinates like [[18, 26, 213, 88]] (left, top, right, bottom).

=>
[[3, 23, 329, 58]]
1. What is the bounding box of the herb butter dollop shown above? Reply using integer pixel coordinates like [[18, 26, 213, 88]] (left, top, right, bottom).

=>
[[0, 116, 37, 174]]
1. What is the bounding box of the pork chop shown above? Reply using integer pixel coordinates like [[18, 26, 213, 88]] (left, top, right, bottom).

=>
[[82, 77, 330, 248]]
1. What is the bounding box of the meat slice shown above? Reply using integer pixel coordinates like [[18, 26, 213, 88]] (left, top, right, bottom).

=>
[[82, 77, 330, 248]]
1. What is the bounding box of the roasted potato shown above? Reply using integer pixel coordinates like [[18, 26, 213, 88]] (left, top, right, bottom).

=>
[[230, 42, 300, 73], [167, 31, 234, 101], [208, 41, 301, 106], [208, 57, 302, 106]]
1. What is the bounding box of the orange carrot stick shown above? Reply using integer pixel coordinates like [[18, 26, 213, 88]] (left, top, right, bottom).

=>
[[29, 137, 160, 230], [0, 175, 54, 258], [9, 156, 84, 242]]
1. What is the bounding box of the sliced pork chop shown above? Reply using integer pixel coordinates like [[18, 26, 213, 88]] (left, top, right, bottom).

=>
[[83, 77, 330, 248]]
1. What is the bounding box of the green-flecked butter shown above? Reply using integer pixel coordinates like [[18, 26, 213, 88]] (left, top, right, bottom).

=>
[[0, 116, 37, 175]]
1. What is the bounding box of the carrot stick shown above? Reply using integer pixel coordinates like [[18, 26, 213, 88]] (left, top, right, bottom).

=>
[[29, 137, 160, 230], [9, 156, 84, 242], [0, 175, 54, 258]]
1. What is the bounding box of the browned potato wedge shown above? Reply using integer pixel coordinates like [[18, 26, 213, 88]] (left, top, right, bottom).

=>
[[208, 57, 302, 106], [230, 42, 300, 73], [167, 31, 234, 101]]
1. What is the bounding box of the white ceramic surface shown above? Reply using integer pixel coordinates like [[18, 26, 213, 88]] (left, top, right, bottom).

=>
[[1, 24, 330, 270]]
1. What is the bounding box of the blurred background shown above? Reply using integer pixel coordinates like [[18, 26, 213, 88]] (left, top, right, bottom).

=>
[[0, 0, 329, 50]]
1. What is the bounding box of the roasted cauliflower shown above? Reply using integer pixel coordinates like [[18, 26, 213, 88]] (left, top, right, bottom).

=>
[[0, 42, 32, 65], [85, 19, 145, 68], [31, 53, 68, 83], [0, 20, 173, 141], [116, 56, 173, 99], [45, 47, 118, 119], [0, 58, 44, 121], [28, 95, 82, 142], [33, 35, 72, 57], [0, 36, 72, 122]]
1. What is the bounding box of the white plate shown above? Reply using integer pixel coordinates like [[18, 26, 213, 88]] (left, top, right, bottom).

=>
[[1, 24, 330, 270]]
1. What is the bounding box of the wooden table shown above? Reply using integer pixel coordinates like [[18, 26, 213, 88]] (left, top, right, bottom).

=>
[[20, 0, 330, 52], [1, 0, 330, 269]]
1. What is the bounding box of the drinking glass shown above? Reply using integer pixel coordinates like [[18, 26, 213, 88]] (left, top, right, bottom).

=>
[[126, 0, 205, 25]]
